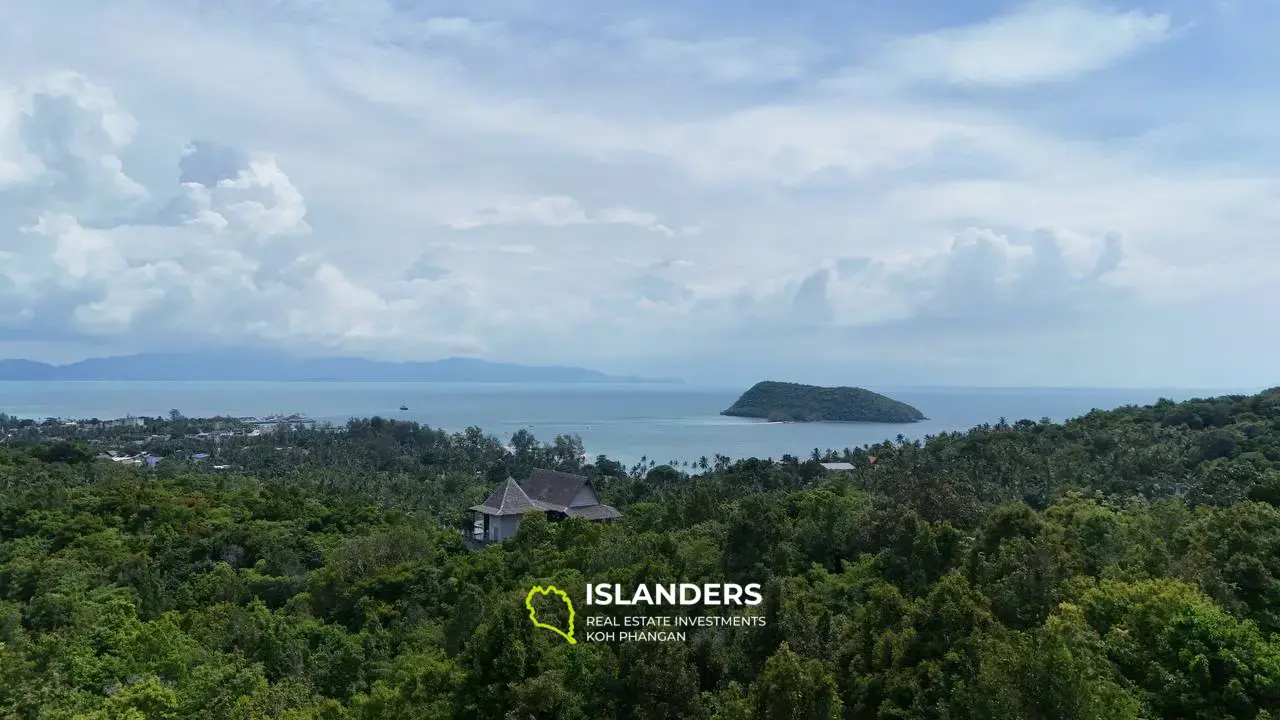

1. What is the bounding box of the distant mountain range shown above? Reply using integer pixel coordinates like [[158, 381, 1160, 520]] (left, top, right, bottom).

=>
[[0, 351, 679, 384]]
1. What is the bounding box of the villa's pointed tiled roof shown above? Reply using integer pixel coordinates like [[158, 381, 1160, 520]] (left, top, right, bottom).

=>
[[469, 469, 623, 523], [521, 469, 590, 511], [470, 477, 540, 516]]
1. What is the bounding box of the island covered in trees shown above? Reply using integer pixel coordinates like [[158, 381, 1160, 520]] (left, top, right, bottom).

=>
[[721, 380, 926, 423], [1, 388, 1280, 718]]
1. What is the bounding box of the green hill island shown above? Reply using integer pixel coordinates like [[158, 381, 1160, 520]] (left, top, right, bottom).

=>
[[721, 381, 926, 423]]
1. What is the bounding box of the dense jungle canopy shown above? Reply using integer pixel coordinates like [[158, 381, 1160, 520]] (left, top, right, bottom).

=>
[[1, 389, 1280, 718]]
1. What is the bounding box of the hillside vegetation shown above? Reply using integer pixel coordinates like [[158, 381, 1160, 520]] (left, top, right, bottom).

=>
[[0, 389, 1279, 718], [722, 381, 926, 423]]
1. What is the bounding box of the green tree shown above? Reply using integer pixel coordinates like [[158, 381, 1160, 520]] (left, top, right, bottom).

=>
[[749, 643, 841, 720]]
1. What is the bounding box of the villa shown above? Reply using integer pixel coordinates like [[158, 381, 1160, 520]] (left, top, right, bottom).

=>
[[470, 468, 622, 544]]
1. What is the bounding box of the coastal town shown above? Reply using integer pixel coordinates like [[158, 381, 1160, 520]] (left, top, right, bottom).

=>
[[0, 412, 320, 470], [0, 411, 601, 478]]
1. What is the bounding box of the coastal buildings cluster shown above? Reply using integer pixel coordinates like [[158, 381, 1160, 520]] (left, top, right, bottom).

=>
[[0, 413, 320, 470], [2, 413, 317, 435]]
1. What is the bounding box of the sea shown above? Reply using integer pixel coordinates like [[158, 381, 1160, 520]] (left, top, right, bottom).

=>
[[0, 382, 1259, 467]]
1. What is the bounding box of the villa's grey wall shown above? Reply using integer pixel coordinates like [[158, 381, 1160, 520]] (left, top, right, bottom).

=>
[[495, 514, 522, 541]]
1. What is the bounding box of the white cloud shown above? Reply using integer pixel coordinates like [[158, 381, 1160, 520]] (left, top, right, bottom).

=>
[[676, 226, 1126, 335], [874, 2, 1173, 87], [0, 88, 36, 187], [418, 17, 502, 42], [445, 196, 674, 235], [603, 20, 815, 85], [0, 0, 1276, 386], [1, 72, 147, 216], [184, 156, 310, 237]]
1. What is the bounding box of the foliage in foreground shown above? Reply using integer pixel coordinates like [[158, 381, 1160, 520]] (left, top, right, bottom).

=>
[[1, 389, 1280, 718]]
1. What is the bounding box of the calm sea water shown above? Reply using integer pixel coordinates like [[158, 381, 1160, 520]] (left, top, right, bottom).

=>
[[0, 382, 1256, 466]]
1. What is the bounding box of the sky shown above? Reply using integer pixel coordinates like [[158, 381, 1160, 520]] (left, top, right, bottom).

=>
[[0, 0, 1276, 387]]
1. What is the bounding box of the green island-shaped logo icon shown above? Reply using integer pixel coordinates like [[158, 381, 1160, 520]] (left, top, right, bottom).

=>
[[525, 585, 576, 644]]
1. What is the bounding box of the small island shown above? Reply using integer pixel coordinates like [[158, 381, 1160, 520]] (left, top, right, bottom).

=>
[[721, 381, 926, 423]]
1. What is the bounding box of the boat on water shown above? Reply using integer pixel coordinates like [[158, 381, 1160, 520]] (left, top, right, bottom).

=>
[[399, 405, 408, 411]]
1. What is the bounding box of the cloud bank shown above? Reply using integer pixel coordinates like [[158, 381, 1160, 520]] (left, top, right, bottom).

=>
[[0, 0, 1276, 386]]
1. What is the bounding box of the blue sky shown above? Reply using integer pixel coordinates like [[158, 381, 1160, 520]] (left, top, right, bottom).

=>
[[0, 0, 1276, 386]]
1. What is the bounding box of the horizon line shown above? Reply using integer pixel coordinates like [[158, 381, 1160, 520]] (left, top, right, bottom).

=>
[[0, 378, 1266, 392]]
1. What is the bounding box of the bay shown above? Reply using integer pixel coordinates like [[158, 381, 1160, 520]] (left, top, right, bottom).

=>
[[0, 381, 1256, 467]]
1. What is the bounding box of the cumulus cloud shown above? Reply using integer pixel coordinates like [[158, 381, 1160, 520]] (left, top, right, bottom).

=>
[[1, 72, 146, 219], [692, 227, 1125, 339], [0, 72, 436, 351], [184, 155, 310, 238], [178, 141, 248, 187], [912, 228, 1124, 325]]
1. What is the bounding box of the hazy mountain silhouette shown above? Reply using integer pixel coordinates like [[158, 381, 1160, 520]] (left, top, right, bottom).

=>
[[0, 350, 678, 383]]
